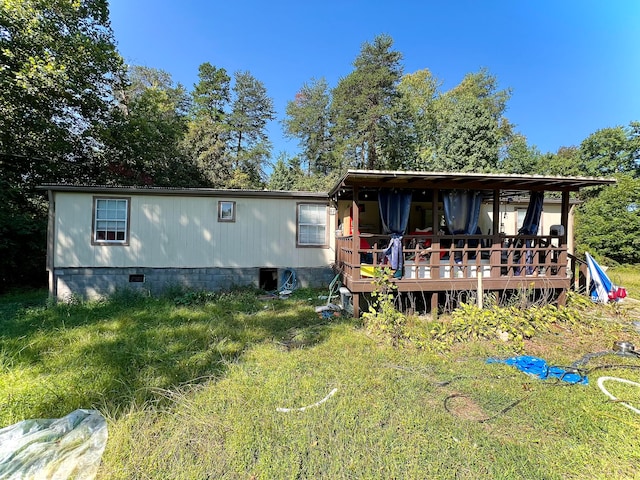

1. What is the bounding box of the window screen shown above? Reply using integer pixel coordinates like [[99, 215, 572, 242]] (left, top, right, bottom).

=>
[[298, 204, 327, 246]]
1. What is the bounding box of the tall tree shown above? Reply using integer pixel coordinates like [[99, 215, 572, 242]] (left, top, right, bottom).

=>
[[284, 78, 334, 175], [268, 153, 300, 191], [331, 34, 404, 170], [536, 146, 583, 177], [431, 69, 511, 172], [579, 124, 639, 177], [576, 174, 640, 264], [499, 133, 541, 174], [184, 62, 231, 187], [227, 71, 275, 188], [0, 0, 123, 167], [191, 62, 230, 121], [96, 65, 201, 186], [0, 0, 123, 289], [397, 69, 442, 168]]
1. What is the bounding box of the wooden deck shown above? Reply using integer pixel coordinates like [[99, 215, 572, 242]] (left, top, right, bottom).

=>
[[328, 169, 616, 316], [336, 233, 572, 315]]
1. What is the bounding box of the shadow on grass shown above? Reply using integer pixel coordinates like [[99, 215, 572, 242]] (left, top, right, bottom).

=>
[[0, 288, 356, 423]]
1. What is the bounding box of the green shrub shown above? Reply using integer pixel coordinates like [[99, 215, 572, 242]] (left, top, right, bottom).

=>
[[428, 300, 586, 351], [362, 268, 407, 346]]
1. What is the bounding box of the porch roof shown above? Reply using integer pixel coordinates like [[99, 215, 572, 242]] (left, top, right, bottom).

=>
[[329, 170, 616, 199]]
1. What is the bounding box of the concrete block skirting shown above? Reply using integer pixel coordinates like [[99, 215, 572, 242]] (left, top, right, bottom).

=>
[[53, 266, 335, 301]]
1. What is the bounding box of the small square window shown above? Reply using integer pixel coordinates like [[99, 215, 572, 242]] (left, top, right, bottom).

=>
[[218, 201, 236, 222]]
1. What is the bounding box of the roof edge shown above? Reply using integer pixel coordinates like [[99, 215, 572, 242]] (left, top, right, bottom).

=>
[[37, 184, 329, 199], [328, 169, 616, 196]]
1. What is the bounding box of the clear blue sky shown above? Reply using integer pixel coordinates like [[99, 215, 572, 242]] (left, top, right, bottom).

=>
[[109, 0, 640, 163]]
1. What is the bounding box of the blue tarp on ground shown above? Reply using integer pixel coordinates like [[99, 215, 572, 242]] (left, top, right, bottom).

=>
[[487, 355, 588, 384]]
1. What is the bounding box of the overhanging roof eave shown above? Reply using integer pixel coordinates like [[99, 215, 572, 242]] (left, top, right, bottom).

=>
[[329, 170, 616, 196]]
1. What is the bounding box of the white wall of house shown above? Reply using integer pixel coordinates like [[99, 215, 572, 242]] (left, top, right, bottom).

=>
[[481, 202, 564, 236], [337, 198, 569, 238], [53, 192, 335, 269]]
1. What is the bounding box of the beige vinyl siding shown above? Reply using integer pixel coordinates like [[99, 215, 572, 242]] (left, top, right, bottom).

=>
[[54, 192, 334, 269], [483, 203, 563, 236]]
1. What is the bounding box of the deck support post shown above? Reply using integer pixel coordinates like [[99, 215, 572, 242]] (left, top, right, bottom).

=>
[[431, 292, 438, 320], [557, 289, 567, 306], [352, 292, 360, 318]]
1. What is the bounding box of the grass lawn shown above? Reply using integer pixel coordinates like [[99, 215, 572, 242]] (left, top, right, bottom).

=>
[[1, 284, 640, 479], [609, 264, 640, 299]]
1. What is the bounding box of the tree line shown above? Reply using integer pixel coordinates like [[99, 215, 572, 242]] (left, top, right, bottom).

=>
[[1, 0, 639, 290]]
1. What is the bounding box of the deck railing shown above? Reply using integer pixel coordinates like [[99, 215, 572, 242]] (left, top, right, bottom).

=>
[[336, 234, 567, 283]]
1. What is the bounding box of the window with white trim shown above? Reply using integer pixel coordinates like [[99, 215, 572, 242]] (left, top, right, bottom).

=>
[[218, 201, 236, 222], [297, 203, 327, 247], [94, 198, 129, 244]]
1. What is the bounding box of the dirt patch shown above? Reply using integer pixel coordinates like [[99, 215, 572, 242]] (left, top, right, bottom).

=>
[[519, 299, 640, 362], [444, 393, 489, 422]]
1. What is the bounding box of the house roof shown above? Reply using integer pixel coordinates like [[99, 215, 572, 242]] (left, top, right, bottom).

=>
[[37, 184, 328, 200], [39, 169, 616, 201], [328, 169, 616, 198]]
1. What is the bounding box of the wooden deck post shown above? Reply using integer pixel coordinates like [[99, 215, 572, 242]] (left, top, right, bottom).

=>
[[431, 292, 438, 320], [559, 191, 570, 278], [491, 189, 502, 279], [352, 292, 360, 318], [352, 187, 360, 278], [492, 189, 500, 237], [431, 188, 440, 278]]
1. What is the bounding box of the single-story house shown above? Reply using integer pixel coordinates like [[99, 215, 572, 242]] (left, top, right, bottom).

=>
[[39, 170, 614, 314], [39, 185, 337, 300]]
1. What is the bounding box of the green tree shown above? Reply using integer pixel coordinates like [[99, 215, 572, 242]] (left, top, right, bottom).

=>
[[331, 34, 404, 170], [184, 63, 232, 187], [98, 66, 202, 186], [227, 71, 275, 188], [268, 153, 300, 191], [537, 146, 583, 177], [579, 125, 638, 177], [0, 0, 123, 169], [432, 69, 511, 172], [499, 133, 541, 174], [191, 62, 230, 121], [397, 69, 442, 168], [0, 0, 123, 288], [576, 175, 640, 264], [284, 78, 334, 175]]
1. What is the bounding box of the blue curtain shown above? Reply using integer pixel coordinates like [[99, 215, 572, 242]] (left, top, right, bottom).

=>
[[443, 190, 482, 234], [443, 191, 483, 262], [378, 190, 412, 272], [379, 190, 412, 235], [518, 191, 544, 235], [516, 191, 544, 275]]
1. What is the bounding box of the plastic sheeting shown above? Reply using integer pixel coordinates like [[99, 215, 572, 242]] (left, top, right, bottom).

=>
[[0, 409, 108, 480], [487, 355, 588, 384]]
